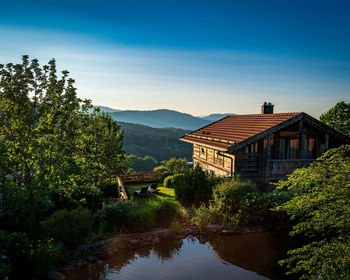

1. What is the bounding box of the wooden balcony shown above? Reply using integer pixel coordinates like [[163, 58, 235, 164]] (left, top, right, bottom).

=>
[[269, 159, 315, 175]]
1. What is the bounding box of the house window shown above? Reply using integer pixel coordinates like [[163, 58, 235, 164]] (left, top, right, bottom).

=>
[[289, 139, 299, 159], [200, 147, 206, 159], [215, 151, 222, 159], [305, 138, 315, 158], [245, 142, 258, 153], [279, 137, 299, 159]]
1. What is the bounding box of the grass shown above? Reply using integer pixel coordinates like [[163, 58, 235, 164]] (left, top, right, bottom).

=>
[[126, 183, 179, 209], [125, 183, 180, 229]]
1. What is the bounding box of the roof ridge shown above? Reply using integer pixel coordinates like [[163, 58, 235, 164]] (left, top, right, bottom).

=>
[[229, 112, 301, 117]]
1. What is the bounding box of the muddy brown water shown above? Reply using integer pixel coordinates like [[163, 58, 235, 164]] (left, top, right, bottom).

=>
[[66, 231, 297, 280]]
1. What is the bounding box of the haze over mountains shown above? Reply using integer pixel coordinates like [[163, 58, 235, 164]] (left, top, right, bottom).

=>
[[200, 113, 232, 122], [95, 106, 233, 130]]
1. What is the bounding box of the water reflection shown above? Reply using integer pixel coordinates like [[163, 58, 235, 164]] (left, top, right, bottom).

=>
[[67, 231, 296, 280], [206, 231, 295, 279]]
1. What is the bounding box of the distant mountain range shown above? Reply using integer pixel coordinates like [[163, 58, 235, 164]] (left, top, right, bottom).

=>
[[199, 113, 233, 122], [93, 105, 121, 113], [109, 109, 211, 130], [95, 106, 234, 130]]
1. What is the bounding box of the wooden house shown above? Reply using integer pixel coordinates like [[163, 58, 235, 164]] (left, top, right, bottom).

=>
[[180, 103, 350, 186]]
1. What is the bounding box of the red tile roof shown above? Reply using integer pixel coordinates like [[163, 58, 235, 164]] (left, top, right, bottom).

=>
[[181, 113, 301, 151]]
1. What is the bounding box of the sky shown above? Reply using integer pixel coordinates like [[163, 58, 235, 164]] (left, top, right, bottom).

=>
[[0, 0, 349, 117]]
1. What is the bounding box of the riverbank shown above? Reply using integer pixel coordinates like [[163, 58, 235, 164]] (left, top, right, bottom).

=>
[[49, 223, 289, 280]]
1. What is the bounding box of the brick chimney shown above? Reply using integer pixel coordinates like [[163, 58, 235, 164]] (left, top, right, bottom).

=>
[[261, 102, 274, 114]]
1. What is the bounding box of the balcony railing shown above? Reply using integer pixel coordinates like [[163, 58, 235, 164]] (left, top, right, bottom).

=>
[[270, 159, 315, 175]]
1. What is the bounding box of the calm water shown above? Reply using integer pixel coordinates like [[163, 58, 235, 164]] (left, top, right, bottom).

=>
[[67, 231, 297, 280]]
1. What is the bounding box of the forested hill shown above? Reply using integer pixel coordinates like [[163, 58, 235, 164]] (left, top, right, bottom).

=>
[[118, 122, 193, 161], [200, 113, 233, 122], [110, 109, 211, 130]]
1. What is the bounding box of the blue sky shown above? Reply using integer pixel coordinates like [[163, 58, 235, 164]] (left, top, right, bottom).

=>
[[1, 0, 349, 117]]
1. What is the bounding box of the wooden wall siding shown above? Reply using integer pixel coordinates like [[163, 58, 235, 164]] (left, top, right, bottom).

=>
[[207, 148, 215, 163], [241, 153, 259, 172], [224, 153, 234, 170], [194, 144, 229, 167], [193, 144, 200, 158], [193, 143, 233, 176], [193, 156, 231, 176]]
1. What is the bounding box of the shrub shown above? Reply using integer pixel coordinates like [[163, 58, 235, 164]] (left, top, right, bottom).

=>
[[0, 183, 29, 233], [100, 182, 119, 198], [0, 258, 9, 280], [154, 165, 167, 173], [160, 171, 173, 181], [191, 204, 217, 231], [189, 180, 292, 231], [133, 207, 156, 231], [0, 231, 64, 279], [211, 180, 293, 225], [95, 199, 180, 234], [255, 190, 293, 223], [163, 174, 184, 188], [212, 180, 258, 215], [71, 185, 102, 211], [222, 213, 240, 231], [177, 206, 196, 225], [95, 201, 138, 234], [41, 208, 92, 249], [147, 199, 179, 227], [163, 175, 172, 187], [173, 164, 215, 205], [31, 238, 65, 279], [190, 202, 239, 231], [0, 231, 32, 277], [169, 220, 183, 235]]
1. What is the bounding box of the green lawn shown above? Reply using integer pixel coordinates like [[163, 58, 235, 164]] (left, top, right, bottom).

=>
[[126, 183, 179, 209]]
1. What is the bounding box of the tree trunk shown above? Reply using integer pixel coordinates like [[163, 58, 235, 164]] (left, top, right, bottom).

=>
[[29, 189, 36, 239]]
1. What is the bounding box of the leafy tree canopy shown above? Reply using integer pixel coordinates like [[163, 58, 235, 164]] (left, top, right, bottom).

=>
[[0, 56, 129, 236], [78, 110, 130, 186], [155, 157, 187, 173], [276, 145, 350, 280], [128, 155, 158, 172], [320, 101, 350, 135]]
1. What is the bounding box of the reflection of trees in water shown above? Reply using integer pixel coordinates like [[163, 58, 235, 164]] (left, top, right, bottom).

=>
[[206, 231, 293, 280], [152, 239, 183, 261], [77, 239, 183, 279], [106, 246, 152, 273], [85, 261, 108, 280], [69, 233, 294, 280]]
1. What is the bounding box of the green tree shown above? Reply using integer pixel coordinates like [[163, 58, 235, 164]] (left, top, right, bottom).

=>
[[320, 101, 350, 135], [0, 56, 91, 236], [129, 155, 158, 172], [276, 145, 350, 280], [156, 157, 187, 173], [78, 110, 130, 186], [0, 56, 129, 236]]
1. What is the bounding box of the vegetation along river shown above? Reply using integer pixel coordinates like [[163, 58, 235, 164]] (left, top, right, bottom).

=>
[[67, 231, 297, 280]]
